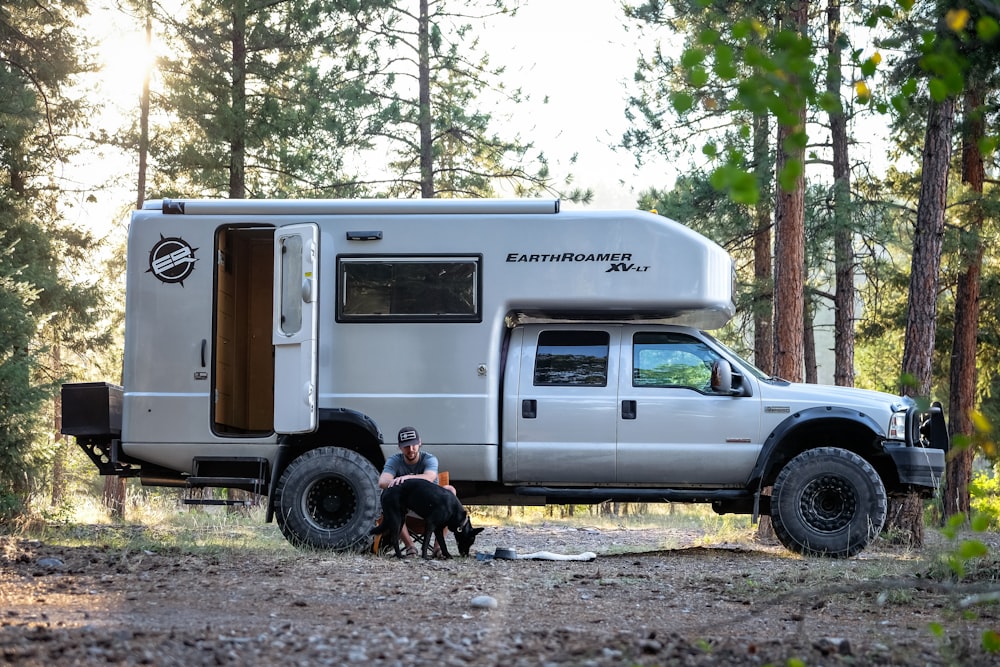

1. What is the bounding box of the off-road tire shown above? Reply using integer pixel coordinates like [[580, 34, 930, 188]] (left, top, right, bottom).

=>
[[273, 447, 380, 551], [770, 447, 887, 558]]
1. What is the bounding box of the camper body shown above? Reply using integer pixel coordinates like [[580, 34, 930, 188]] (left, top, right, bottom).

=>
[[63, 198, 945, 557]]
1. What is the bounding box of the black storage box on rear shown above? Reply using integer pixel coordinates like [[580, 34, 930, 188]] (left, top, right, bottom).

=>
[[61, 382, 123, 437]]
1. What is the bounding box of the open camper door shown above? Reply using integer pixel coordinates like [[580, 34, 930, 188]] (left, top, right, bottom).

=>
[[272, 223, 319, 433]]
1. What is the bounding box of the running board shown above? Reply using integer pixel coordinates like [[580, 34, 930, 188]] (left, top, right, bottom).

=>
[[514, 487, 752, 504]]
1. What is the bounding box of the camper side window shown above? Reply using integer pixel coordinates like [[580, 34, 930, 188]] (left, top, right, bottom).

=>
[[533, 330, 610, 387], [338, 256, 480, 322]]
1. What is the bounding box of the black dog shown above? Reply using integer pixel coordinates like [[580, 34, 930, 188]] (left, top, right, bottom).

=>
[[370, 479, 484, 559]]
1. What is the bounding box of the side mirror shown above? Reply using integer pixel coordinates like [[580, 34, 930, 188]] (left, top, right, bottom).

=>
[[711, 359, 733, 394]]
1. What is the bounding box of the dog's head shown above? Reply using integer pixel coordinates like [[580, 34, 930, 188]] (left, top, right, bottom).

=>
[[452, 514, 485, 557]]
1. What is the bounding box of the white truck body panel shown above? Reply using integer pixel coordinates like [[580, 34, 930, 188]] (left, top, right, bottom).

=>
[[119, 199, 735, 477]]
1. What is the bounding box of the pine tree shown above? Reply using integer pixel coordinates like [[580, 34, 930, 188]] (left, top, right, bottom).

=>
[[941, 5, 1000, 519], [358, 0, 589, 200], [0, 0, 105, 518], [150, 0, 388, 199]]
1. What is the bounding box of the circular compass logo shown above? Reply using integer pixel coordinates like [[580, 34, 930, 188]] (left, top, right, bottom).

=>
[[147, 235, 198, 285]]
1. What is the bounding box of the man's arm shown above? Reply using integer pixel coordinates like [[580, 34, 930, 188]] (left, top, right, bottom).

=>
[[384, 470, 437, 487]]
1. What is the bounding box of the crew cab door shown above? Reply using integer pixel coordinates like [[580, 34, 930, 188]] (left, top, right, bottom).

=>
[[272, 223, 319, 433], [504, 325, 620, 483], [615, 326, 762, 484]]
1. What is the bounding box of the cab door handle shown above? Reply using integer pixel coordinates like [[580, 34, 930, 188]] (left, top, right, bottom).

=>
[[522, 399, 537, 419], [622, 400, 637, 420]]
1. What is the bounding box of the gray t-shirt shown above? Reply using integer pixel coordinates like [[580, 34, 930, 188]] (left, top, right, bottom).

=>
[[382, 451, 439, 480]]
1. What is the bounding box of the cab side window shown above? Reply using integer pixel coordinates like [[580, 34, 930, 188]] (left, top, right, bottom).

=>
[[632, 332, 717, 391], [534, 330, 610, 387]]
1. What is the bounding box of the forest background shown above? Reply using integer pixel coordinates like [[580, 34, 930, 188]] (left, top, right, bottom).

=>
[[1, 0, 999, 546]]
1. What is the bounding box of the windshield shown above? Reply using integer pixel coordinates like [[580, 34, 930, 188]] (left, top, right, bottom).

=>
[[702, 332, 771, 381]]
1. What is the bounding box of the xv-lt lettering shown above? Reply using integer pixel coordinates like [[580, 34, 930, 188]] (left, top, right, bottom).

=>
[[606, 262, 650, 272]]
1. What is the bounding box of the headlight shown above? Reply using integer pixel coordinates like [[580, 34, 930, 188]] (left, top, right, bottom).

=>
[[888, 411, 907, 440]]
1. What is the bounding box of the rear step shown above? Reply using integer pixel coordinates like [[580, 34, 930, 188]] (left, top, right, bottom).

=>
[[182, 497, 252, 506], [183, 476, 262, 505], [183, 457, 269, 505]]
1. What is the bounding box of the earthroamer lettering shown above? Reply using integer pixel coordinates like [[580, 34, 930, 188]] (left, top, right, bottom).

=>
[[505, 252, 632, 263]]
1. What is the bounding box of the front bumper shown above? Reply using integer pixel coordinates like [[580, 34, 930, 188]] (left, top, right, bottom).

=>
[[886, 443, 945, 493]]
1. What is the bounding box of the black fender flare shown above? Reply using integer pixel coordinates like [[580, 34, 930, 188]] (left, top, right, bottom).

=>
[[748, 406, 885, 492], [265, 407, 383, 523]]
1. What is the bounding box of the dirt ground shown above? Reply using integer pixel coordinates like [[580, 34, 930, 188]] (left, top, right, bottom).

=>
[[1, 522, 998, 666]]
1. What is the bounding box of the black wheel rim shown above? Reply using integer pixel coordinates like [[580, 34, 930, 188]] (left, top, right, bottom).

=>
[[302, 476, 357, 531], [799, 475, 856, 532]]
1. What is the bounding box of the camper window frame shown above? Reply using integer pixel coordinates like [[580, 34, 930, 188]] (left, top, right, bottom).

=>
[[532, 330, 611, 387], [337, 254, 483, 323]]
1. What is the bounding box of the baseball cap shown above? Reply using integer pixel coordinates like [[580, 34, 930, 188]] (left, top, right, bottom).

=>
[[397, 427, 420, 446]]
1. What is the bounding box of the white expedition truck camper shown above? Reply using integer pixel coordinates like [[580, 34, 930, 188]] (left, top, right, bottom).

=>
[[61, 198, 946, 557]]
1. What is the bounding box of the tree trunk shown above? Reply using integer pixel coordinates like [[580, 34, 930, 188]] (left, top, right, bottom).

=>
[[417, 0, 434, 198], [136, 11, 152, 210], [804, 298, 817, 383], [103, 477, 127, 520], [758, 0, 807, 543], [944, 85, 985, 519], [899, 98, 953, 397], [827, 0, 855, 387], [752, 111, 773, 373], [890, 96, 955, 544], [884, 493, 924, 547], [771, 0, 808, 383], [50, 342, 66, 507], [229, 0, 247, 199]]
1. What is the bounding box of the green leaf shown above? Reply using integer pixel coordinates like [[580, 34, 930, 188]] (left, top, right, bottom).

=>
[[714, 44, 737, 80], [784, 129, 808, 151], [710, 167, 729, 191], [861, 58, 878, 78], [731, 171, 759, 205], [773, 29, 798, 50], [690, 66, 709, 87], [702, 142, 719, 158], [952, 433, 972, 451], [928, 78, 949, 102], [902, 78, 918, 96], [947, 512, 967, 531], [817, 91, 842, 113], [958, 539, 988, 559], [671, 92, 694, 114], [978, 17, 1000, 41], [983, 630, 1000, 654], [681, 48, 706, 68], [929, 622, 945, 638], [971, 513, 991, 532], [778, 160, 802, 191], [979, 136, 997, 157], [698, 28, 720, 46], [947, 554, 966, 578]]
